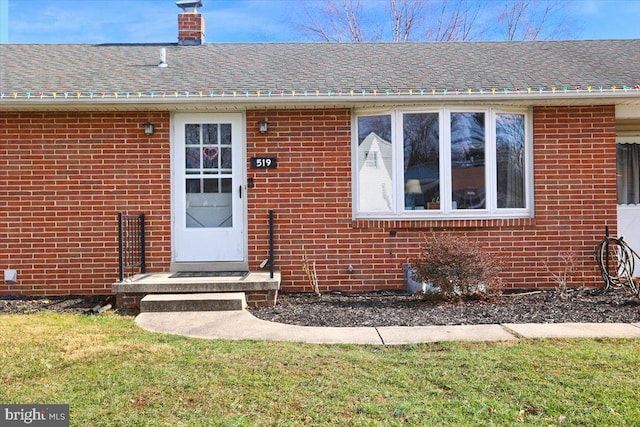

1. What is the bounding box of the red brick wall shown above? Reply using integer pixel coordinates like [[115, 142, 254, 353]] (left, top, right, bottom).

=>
[[246, 109, 354, 290], [527, 105, 617, 288], [0, 106, 617, 296], [0, 111, 172, 295], [247, 106, 617, 293]]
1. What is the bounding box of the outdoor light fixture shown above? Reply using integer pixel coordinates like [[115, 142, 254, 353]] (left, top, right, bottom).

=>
[[144, 122, 155, 135], [258, 120, 269, 134]]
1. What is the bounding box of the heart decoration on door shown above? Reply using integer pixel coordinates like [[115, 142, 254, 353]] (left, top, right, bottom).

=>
[[203, 146, 219, 161]]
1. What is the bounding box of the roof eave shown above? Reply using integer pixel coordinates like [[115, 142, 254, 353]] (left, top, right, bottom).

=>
[[2, 91, 640, 112]]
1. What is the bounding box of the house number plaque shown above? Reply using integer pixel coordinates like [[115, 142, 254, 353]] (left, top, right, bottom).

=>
[[251, 157, 277, 169]]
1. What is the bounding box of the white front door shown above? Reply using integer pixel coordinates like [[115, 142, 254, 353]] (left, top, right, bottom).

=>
[[172, 113, 245, 262]]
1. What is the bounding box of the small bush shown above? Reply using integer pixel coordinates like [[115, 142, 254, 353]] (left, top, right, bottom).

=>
[[411, 234, 502, 301]]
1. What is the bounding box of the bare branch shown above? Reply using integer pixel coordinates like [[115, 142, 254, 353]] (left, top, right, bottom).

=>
[[497, 0, 564, 41], [343, 0, 364, 42], [457, 1, 480, 41], [293, 0, 573, 42], [296, 0, 365, 42], [388, 0, 426, 42], [543, 251, 576, 299], [425, 0, 481, 42]]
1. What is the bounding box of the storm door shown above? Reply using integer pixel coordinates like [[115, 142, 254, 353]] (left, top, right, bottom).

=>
[[172, 113, 245, 262], [617, 142, 640, 275]]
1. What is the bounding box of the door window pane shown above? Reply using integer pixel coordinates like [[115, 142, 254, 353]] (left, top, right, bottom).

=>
[[184, 122, 233, 229], [220, 124, 232, 144], [203, 146, 219, 170], [185, 147, 200, 170], [403, 113, 440, 210], [185, 124, 200, 145], [221, 178, 233, 193], [221, 147, 232, 169], [203, 124, 218, 145], [203, 178, 219, 193], [186, 179, 201, 194], [496, 113, 526, 208], [451, 112, 485, 210], [357, 115, 393, 212]]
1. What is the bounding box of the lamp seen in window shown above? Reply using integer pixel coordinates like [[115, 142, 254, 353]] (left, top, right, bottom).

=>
[[405, 179, 422, 210], [144, 121, 155, 135], [258, 120, 269, 134]]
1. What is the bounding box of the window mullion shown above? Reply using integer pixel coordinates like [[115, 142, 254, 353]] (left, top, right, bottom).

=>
[[393, 110, 403, 214], [486, 109, 497, 214], [526, 112, 534, 212], [441, 109, 452, 214]]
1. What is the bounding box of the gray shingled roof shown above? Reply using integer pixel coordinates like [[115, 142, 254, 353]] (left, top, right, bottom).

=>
[[1, 40, 640, 96]]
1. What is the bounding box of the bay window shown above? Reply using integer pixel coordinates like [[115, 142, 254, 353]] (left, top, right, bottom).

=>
[[355, 107, 532, 218]]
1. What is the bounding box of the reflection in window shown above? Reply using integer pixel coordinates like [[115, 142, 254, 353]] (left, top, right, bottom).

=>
[[183, 122, 234, 228], [451, 112, 485, 210], [185, 123, 234, 173], [203, 124, 218, 146], [357, 115, 393, 212], [617, 143, 640, 205], [221, 147, 232, 169], [185, 147, 200, 170], [185, 124, 200, 145], [202, 146, 219, 170], [403, 113, 440, 210], [354, 107, 530, 219], [220, 124, 232, 144], [365, 151, 378, 168], [496, 114, 526, 208]]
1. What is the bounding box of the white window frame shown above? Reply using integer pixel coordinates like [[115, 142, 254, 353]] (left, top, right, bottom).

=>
[[353, 106, 534, 219], [616, 138, 640, 206]]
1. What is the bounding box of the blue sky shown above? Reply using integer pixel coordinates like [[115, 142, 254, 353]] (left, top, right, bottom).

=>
[[1, 0, 640, 44]]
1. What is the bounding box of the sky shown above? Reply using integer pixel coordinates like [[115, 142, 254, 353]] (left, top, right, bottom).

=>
[[1, 0, 640, 44]]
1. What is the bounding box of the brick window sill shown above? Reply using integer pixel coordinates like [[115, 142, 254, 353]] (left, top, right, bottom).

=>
[[351, 217, 535, 230]]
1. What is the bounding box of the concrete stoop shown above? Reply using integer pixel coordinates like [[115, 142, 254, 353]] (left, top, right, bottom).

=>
[[140, 292, 247, 313], [113, 271, 281, 310]]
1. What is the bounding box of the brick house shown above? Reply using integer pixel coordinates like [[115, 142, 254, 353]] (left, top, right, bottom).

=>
[[2, 3, 640, 308]]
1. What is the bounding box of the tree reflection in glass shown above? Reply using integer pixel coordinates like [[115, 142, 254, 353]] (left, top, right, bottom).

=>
[[403, 113, 440, 210]]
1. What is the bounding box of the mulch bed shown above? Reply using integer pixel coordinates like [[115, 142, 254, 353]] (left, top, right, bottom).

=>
[[250, 288, 640, 327], [2, 288, 639, 328]]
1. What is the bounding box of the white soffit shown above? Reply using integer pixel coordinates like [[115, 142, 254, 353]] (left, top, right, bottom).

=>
[[616, 104, 640, 118]]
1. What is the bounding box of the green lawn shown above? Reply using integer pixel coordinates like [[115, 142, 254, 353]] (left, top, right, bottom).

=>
[[1, 312, 638, 426]]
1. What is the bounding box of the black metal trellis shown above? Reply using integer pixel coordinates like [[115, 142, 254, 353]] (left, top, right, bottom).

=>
[[118, 213, 146, 282]]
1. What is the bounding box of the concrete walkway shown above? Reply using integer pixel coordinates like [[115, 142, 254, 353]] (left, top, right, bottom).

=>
[[135, 310, 640, 345]]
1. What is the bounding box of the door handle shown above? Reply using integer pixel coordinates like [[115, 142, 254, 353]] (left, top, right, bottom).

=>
[[239, 185, 242, 199]]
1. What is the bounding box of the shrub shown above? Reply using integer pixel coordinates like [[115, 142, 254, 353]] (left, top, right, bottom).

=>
[[544, 251, 576, 300], [411, 234, 502, 301]]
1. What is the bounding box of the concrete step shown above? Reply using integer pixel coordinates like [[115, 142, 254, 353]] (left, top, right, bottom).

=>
[[140, 292, 247, 313], [114, 272, 280, 294]]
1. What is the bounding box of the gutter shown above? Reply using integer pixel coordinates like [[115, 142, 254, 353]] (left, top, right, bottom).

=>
[[2, 89, 640, 111]]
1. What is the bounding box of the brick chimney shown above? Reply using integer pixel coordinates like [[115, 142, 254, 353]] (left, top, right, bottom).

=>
[[177, 1, 205, 46]]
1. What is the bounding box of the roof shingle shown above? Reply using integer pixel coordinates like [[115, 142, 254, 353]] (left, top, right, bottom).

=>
[[1, 40, 639, 95]]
